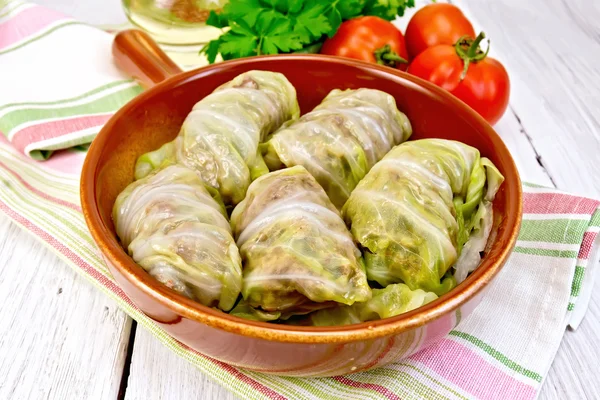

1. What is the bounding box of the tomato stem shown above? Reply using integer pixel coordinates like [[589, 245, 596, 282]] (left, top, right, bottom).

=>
[[374, 45, 408, 68], [455, 32, 490, 80]]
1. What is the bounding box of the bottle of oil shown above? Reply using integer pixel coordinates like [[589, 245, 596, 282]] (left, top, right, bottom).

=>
[[122, 0, 228, 45]]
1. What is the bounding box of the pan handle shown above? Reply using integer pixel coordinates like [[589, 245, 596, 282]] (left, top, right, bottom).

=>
[[112, 29, 183, 88]]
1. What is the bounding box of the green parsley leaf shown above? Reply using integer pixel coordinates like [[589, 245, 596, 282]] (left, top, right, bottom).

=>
[[201, 39, 222, 64], [220, 36, 258, 59], [223, 0, 263, 26], [292, 2, 330, 43], [362, 0, 413, 20], [258, 0, 281, 10], [337, 0, 364, 19], [324, 7, 342, 37], [261, 9, 283, 26], [219, 19, 259, 59], [260, 16, 304, 54], [229, 18, 257, 37], [255, 8, 276, 33], [206, 10, 228, 28], [286, 0, 304, 14], [317, 0, 363, 37]]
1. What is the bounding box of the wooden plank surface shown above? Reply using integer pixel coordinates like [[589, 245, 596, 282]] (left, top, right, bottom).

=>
[[1, 0, 597, 399], [124, 327, 238, 400], [0, 216, 132, 400]]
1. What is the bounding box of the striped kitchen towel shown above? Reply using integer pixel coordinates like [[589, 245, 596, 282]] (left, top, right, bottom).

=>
[[0, 0, 143, 159], [1, 2, 599, 399]]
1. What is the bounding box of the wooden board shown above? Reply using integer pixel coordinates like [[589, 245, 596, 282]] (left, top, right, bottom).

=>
[[124, 326, 238, 400], [0, 217, 132, 399]]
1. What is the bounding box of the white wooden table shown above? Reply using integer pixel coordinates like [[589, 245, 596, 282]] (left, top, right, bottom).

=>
[[2, 0, 600, 399]]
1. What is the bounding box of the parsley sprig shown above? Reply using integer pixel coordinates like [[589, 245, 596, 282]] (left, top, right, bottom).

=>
[[201, 0, 415, 63]]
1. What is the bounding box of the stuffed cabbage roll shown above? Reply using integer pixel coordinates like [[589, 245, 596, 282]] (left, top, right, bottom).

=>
[[113, 165, 242, 311], [262, 88, 412, 208], [289, 284, 438, 326], [229, 298, 282, 322], [135, 70, 300, 205], [230, 166, 371, 315], [343, 139, 504, 295]]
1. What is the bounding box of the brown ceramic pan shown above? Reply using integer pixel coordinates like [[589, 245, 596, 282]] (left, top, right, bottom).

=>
[[80, 29, 522, 377]]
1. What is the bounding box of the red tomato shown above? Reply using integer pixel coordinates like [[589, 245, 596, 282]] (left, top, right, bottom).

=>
[[321, 16, 409, 70], [407, 33, 510, 125], [405, 3, 475, 59]]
